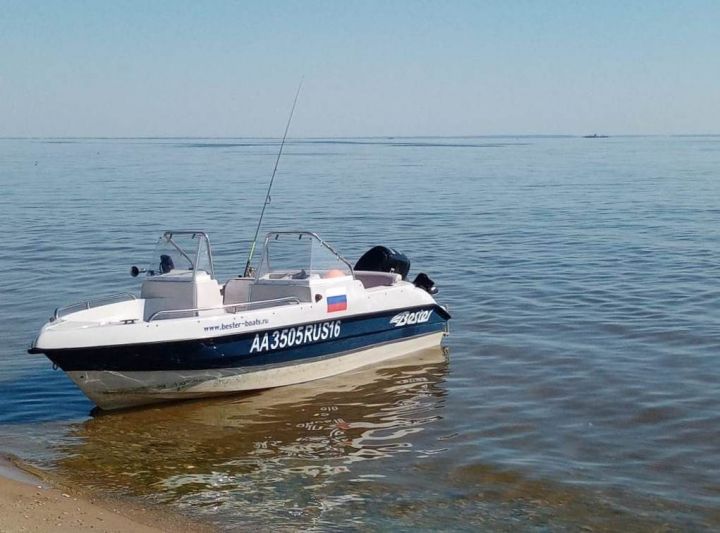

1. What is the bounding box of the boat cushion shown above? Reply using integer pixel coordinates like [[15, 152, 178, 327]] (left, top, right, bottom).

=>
[[354, 270, 401, 289]]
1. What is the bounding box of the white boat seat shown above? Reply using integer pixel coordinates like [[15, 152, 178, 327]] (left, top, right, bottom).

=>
[[249, 280, 312, 303], [141, 271, 222, 320], [223, 278, 252, 306], [354, 270, 401, 289]]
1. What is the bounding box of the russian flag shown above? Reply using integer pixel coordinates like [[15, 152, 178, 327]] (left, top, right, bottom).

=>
[[326, 288, 348, 312]]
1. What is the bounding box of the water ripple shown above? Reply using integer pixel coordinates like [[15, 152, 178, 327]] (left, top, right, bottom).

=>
[[1, 137, 719, 529]]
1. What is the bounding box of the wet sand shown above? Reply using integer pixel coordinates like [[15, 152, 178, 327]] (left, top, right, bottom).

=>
[[0, 456, 213, 533]]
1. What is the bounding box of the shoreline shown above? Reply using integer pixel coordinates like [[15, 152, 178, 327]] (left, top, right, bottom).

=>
[[0, 454, 214, 533]]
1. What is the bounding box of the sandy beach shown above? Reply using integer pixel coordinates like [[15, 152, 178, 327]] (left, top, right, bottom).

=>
[[0, 456, 212, 533]]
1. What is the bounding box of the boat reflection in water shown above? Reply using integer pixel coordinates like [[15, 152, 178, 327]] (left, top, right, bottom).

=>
[[52, 347, 449, 527]]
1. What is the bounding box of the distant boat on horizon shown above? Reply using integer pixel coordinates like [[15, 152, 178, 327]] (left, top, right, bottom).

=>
[[583, 133, 609, 138]]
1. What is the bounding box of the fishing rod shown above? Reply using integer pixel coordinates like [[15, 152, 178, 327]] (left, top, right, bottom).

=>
[[243, 78, 303, 277]]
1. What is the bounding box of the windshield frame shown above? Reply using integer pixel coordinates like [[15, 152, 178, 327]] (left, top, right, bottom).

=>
[[256, 231, 354, 280], [148, 230, 215, 279]]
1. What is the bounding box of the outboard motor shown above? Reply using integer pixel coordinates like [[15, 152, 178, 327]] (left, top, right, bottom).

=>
[[354, 246, 411, 280], [413, 272, 438, 295]]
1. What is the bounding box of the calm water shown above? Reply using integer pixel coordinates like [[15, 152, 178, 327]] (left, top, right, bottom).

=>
[[1, 136, 719, 530]]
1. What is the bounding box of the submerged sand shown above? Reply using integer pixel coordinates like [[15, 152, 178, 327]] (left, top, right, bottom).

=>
[[0, 456, 212, 533]]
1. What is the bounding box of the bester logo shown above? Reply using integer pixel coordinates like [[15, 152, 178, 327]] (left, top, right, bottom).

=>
[[389, 309, 433, 327]]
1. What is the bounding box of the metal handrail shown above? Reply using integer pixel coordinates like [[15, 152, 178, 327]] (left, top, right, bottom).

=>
[[147, 296, 301, 322], [52, 292, 138, 321]]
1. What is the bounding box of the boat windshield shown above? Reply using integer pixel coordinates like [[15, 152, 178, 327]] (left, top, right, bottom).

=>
[[256, 232, 353, 280], [147, 231, 214, 278]]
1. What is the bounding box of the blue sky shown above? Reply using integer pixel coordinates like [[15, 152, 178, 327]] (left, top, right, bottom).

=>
[[1, 1, 718, 136]]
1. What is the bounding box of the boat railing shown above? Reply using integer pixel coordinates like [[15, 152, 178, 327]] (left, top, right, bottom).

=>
[[147, 296, 301, 322], [52, 293, 138, 321]]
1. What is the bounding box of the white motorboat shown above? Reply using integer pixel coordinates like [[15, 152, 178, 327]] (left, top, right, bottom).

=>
[[29, 230, 450, 410]]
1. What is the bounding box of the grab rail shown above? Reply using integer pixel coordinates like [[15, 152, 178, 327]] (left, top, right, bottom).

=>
[[147, 296, 301, 322], [52, 292, 138, 321]]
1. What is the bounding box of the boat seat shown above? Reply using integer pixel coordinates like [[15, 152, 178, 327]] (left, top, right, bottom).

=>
[[354, 270, 401, 289], [141, 271, 222, 320], [249, 280, 312, 304], [223, 278, 252, 306]]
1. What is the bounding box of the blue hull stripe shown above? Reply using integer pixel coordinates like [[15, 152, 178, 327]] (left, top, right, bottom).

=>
[[44, 305, 449, 372]]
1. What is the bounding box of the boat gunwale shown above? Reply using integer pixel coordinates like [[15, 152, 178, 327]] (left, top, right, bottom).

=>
[[31, 303, 451, 356]]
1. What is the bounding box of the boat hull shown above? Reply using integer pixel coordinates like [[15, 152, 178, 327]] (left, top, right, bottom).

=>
[[67, 331, 446, 410], [43, 305, 450, 410]]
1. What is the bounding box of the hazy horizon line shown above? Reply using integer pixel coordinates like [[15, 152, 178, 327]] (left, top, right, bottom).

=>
[[1, 133, 719, 140]]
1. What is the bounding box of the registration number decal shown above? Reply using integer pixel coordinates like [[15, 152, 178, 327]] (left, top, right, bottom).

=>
[[249, 320, 342, 354]]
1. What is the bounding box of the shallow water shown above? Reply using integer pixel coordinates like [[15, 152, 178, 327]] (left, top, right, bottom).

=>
[[1, 136, 719, 530]]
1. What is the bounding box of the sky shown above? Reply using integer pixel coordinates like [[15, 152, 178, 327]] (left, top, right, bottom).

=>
[[1, 0, 718, 137]]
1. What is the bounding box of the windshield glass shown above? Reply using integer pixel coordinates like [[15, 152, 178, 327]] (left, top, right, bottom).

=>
[[257, 232, 352, 279], [147, 231, 213, 277]]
